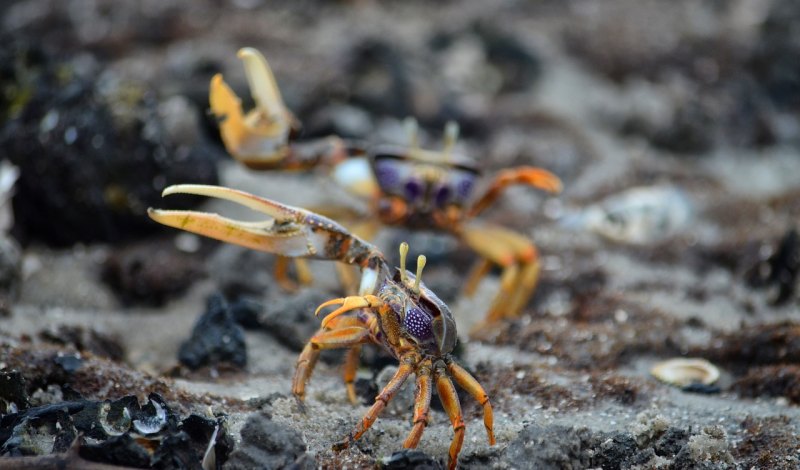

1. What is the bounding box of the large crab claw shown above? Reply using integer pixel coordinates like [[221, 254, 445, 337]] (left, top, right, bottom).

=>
[[148, 184, 352, 259], [210, 48, 300, 166]]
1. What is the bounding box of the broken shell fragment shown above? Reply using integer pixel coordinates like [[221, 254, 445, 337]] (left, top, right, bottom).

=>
[[650, 358, 720, 387]]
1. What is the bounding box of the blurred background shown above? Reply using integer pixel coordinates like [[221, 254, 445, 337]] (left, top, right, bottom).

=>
[[1, 0, 799, 468]]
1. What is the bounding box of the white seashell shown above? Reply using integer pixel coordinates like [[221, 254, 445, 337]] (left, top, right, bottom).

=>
[[561, 185, 692, 244], [650, 358, 720, 387]]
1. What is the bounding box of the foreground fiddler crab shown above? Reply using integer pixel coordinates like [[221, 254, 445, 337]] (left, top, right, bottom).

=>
[[211, 48, 563, 325], [148, 185, 494, 469]]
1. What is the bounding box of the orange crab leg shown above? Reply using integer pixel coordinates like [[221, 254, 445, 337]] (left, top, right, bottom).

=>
[[402, 360, 433, 449], [468, 166, 562, 218], [435, 368, 465, 470], [292, 315, 370, 406], [463, 258, 493, 297], [447, 362, 495, 445], [274, 256, 314, 291], [459, 223, 540, 324], [333, 356, 416, 452], [292, 341, 319, 405], [343, 345, 362, 405]]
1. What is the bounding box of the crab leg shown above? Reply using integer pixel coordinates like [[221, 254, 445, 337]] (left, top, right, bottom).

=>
[[292, 314, 371, 405], [292, 341, 319, 405], [447, 361, 495, 445], [435, 366, 465, 470], [273, 256, 314, 292], [343, 345, 362, 405], [459, 223, 540, 323], [403, 359, 433, 449], [468, 166, 562, 218], [333, 356, 416, 451]]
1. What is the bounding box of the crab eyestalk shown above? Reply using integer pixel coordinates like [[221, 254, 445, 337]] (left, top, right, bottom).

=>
[[403, 117, 419, 149], [441, 121, 459, 159], [413, 255, 427, 294], [399, 241, 410, 283]]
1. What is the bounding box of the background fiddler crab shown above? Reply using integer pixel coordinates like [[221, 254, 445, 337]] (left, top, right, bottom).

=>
[[148, 185, 494, 469], [211, 48, 563, 326]]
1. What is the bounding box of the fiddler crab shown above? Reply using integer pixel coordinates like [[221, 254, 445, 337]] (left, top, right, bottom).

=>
[[210, 47, 563, 326], [148, 186, 494, 469]]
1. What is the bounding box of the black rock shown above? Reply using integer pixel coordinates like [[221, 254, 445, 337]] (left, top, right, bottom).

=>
[[0, 40, 219, 247], [746, 228, 799, 306], [0, 371, 29, 413], [101, 239, 206, 306], [259, 288, 332, 352], [379, 449, 443, 469], [178, 294, 247, 370], [79, 434, 153, 468]]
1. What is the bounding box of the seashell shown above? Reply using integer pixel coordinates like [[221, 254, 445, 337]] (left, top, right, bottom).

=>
[[650, 358, 720, 387], [561, 185, 692, 244]]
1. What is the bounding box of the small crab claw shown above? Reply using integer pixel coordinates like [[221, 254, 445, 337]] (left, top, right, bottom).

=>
[[148, 184, 356, 259], [469, 167, 563, 218], [315, 295, 384, 329]]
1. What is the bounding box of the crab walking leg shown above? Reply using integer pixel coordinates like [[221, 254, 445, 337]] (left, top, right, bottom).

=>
[[447, 361, 495, 445], [507, 250, 540, 318], [333, 357, 416, 451], [460, 223, 540, 322], [343, 345, 362, 405], [468, 166, 563, 219], [435, 367, 466, 470], [292, 342, 319, 405], [463, 258, 493, 297], [292, 316, 371, 405], [274, 256, 314, 291], [403, 360, 433, 449]]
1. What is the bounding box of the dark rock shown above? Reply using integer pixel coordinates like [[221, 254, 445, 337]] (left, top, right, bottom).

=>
[[593, 433, 638, 470], [209, 245, 275, 300], [0, 371, 29, 413], [750, 0, 800, 112], [150, 431, 198, 470], [178, 294, 247, 370], [259, 288, 331, 352], [181, 414, 234, 467], [379, 449, 443, 469], [102, 239, 206, 306], [228, 296, 265, 330], [681, 383, 721, 395], [745, 228, 799, 306], [79, 434, 152, 468], [223, 412, 314, 470], [0, 40, 218, 247], [0, 236, 21, 315], [654, 427, 690, 458]]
